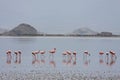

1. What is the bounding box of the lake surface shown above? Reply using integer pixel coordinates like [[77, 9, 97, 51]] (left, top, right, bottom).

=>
[[0, 37, 120, 73]]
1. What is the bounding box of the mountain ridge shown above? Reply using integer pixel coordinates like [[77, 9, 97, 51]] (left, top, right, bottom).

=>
[[2, 23, 38, 36], [72, 27, 98, 35]]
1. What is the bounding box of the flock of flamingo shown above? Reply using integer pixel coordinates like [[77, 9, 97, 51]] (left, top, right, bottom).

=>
[[5, 48, 117, 67], [6, 50, 22, 64]]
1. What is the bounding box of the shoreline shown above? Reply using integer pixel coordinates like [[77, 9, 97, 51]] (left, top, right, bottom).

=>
[[0, 70, 120, 80], [0, 35, 120, 39]]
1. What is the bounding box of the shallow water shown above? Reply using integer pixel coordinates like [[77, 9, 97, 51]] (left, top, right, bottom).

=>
[[0, 37, 120, 73]]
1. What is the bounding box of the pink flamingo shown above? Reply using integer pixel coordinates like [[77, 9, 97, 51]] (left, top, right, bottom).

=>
[[39, 50, 46, 55], [62, 51, 68, 60], [99, 51, 104, 55], [73, 51, 77, 56], [49, 48, 56, 58], [6, 50, 12, 54], [99, 51, 104, 64], [73, 51, 77, 60], [14, 50, 22, 64], [49, 48, 56, 54], [66, 50, 72, 60], [62, 51, 67, 56], [32, 51, 40, 64], [6, 50, 12, 64], [6, 50, 12, 57], [32, 51, 39, 58], [109, 50, 115, 55], [84, 50, 90, 56], [109, 50, 117, 58], [66, 50, 71, 55], [83, 50, 90, 66]]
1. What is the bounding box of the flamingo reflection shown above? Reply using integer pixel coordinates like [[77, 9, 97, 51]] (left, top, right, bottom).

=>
[[49, 57, 56, 68], [6, 50, 12, 64], [32, 57, 40, 65]]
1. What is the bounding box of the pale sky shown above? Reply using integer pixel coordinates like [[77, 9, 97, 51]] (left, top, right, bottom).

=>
[[0, 0, 120, 34]]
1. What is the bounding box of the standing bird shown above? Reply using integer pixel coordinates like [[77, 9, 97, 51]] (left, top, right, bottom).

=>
[[73, 51, 77, 56], [49, 48, 56, 54], [6, 50, 12, 64], [73, 51, 77, 60], [39, 50, 46, 55], [109, 50, 117, 59], [105, 52, 109, 65], [49, 48, 56, 58], [99, 51, 104, 55], [109, 50, 116, 57], [62, 51, 67, 56], [83, 50, 90, 66], [14, 50, 22, 64], [62, 51, 67, 59], [32, 51, 39, 58], [39, 50, 46, 59], [84, 50, 90, 56], [99, 51, 104, 64], [66, 50, 72, 60], [6, 50, 12, 57]]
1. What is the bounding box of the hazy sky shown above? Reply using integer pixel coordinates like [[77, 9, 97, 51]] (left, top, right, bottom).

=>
[[0, 0, 120, 34]]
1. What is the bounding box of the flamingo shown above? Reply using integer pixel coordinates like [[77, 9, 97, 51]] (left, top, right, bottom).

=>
[[62, 51, 68, 60], [39, 50, 46, 55], [62, 51, 67, 56], [106, 52, 109, 56], [105, 52, 109, 65], [6, 50, 12, 64], [49, 48, 56, 54], [66, 50, 72, 59], [14, 51, 18, 55], [84, 50, 90, 56], [99, 51, 104, 64], [6, 50, 12, 58], [73, 51, 77, 60], [73, 51, 77, 56], [66, 50, 72, 56], [18, 50, 22, 54], [32, 51, 39, 56], [14, 50, 22, 64], [6, 50, 12, 55], [99, 51, 104, 55], [32, 51, 40, 64], [109, 50, 117, 59]]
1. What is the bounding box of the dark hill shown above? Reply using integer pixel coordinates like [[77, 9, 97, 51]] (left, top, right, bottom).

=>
[[3, 23, 38, 36]]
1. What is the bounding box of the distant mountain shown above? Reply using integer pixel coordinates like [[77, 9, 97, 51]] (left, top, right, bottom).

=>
[[72, 27, 98, 35], [3, 23, 38, 36], [0, 28, 8, 34]]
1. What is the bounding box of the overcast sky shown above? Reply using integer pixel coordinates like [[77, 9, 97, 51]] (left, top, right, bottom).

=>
[[0, 0, 120, 34]]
